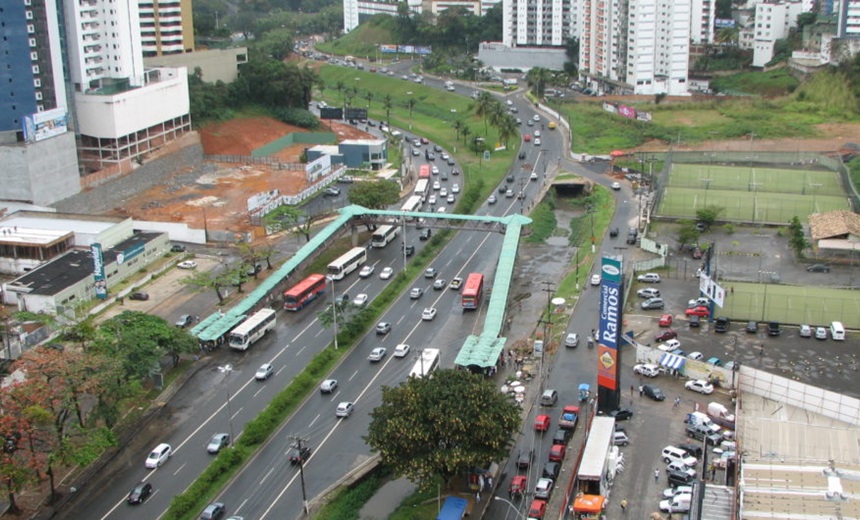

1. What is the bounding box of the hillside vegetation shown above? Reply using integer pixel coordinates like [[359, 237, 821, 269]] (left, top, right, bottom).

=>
[[316, 16, 395, 57]]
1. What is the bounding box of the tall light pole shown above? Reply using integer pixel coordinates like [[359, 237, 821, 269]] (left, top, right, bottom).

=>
[[701, 178, 712, 207], [808, 183, 822, 213], [493, 497, 526, 520], [326, 276, 339, 350], [217, 365, 236, 446]]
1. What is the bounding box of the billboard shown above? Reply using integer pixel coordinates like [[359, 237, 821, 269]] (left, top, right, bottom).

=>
[[116, 242, 144, 265], [618, 105, 636, 119], [320, 107, 343, 120], [698, 273, 726, 307], [345, 107, 368, 120], [22, 107, 69, 143], [597, 256, 623, 393], [91, 243, 107, 300]]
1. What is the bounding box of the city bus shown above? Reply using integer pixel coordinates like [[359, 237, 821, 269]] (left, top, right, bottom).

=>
[[414, 179, 429, 202], [400, 195, 423, 220], [371, 225, 399, 248], [409, 348, 440, 378], [418, 164, 431, 179], [283, 273, 327, 311], [461, 273, 485, 309], [228, 308, 277, 351], [326, 246, 367, 280]]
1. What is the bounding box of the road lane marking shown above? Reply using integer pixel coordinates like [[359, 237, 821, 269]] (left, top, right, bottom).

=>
[[173, 463, 186, 476], [260, 466, 276, 485]]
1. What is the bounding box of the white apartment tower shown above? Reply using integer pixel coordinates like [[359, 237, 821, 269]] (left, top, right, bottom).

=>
[[837, 0, 860, 38], [689, 0, 716, 44], [503, 0, 578, 48], [580, 0, 691, 96], [752, 1, 804, 67]]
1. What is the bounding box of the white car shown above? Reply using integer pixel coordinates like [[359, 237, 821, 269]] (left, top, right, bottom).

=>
[[688, 351, 704, 360], [663, 485, 694, 499], [368, 347, 387, 362], [320, 379, 338, 393], [637, 273, 661, 283], [611, 181, 622, 190], [336, 402, 354, 418], [533, 114, 541, 122], [422, 307, 438, 321], [353, 293, 368, 307], [637, 287, 660, 298], [379, 267, 394, 280], [410, 287, 423, 299], [534, 138, 541, 146], [177, 260, 198, 270], [359, 265, 374, 278], [428, 195, 437, 205], [441, 153, 450, 161], [564, 333, 579, 348], [633, 363, 661, 377], [799, 324, 812, 337], [530, 172, 539, 181], [433, 181, 441, 190], [255, 363, 274, 380], [437, 207, 447, 213], [145, 443, 172, 469], [487, 195, 497, 204], [431, 165, 440, 174], [452, 183, 460, 193], [590, 274, 601, 286], [815, 326, 827, 339], [394, 344, 411, 358], [440, 188, 448, 197], [685, 379, 715, 395], [534, 130, 541, 138], [446, 194, 455, 204], [534, 477, 554, 499], [658, 339, 682, 351], [506, 99, 513, 106]]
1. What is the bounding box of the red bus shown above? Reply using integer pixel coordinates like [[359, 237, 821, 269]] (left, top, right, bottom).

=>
[[419, 165, 431, 179], [461, 273, 484, 309], [284, 274, 327, 311]]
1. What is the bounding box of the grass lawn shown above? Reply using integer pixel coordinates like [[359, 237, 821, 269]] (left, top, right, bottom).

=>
[[724, 283, 860, 328]]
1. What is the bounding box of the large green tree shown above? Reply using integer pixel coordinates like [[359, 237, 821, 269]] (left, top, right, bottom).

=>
[[365, 369, 519, 487], [347, 180, 401, 210]]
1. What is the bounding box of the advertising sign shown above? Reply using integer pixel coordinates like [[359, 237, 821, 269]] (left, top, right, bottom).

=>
[[320, 107, 343, 120], [91, 243, 107, 300], [618, 105, 636, 119], [698, 274, 726, 307], [345, 107, 368, 120], [597, 256, 622, 391], [22, 107, 69, 143], [116, 242, 144, 265], [379, 44, 398, 54]]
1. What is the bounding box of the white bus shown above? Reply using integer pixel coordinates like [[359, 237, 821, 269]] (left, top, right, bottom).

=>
[[401, 195, 423, 220], [409, 348, 440, 378], [371, 225, 399, 248], [414, 179, 430, 202], [327, 246, 367, 280], [228, 308, 277, 351]]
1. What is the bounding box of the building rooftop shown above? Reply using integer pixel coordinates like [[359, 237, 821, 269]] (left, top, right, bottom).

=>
[[1, 211, 124, 238], [809, 210, 860, 240]]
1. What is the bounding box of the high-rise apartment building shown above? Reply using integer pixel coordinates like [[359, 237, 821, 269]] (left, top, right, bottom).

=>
[[138, 0, 195, 57], [751, 1, 804, 67], [502, 0, 579, 47], [580, 0, 691, 96], [344, 0, 500, 33], [837, 0, 860, 38], [689, 0, 715, 44]]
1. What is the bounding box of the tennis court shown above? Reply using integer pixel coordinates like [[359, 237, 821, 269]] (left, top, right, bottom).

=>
[[658, 163, 850, 222], [722, 283, 860, 328]]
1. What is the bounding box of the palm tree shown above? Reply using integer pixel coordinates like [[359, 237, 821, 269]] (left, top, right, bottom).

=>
[[487, 101, 507, 131], [335, 81, 346, 105], [526, 68, 552, 99], [363, 90, 374, 109], [475, 91, 495, 133], [405, 97, 417, 120], [497, 115, 520, 150], [461, 124, 472, 146], [452, 119, 463, 141], [383, 94, 393, 127]]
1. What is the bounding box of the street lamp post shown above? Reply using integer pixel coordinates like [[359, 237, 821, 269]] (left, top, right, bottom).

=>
[[701, 178, 712, 207], [808, 183, 822, 213], [326, 276, 339, 350], [217, 365, 236, 446], [493, 496, 526, 520]]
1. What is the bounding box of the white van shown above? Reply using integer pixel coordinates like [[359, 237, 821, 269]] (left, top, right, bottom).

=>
[[660, 493, 692, 513], [830, 321, 845, 341]]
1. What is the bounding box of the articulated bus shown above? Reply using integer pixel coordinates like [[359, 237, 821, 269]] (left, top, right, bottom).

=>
[[228, 308, 277, 351], [461, 273, 485, 309], [409, 348, 440, 378], [400, 195, 423, 220], [371, 225, 399, 248], [327, 246, 367, 280], [418, 164, 431, 179], [283, 273, 327, 311], [414, 179, 430, 202]]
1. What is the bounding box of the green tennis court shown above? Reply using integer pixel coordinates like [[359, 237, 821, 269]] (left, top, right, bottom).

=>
[[658, 163, 850, 222], [721, 283, 860, 328]]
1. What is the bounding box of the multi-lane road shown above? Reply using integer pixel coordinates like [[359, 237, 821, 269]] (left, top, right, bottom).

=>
[[59, 78, 585, 520]]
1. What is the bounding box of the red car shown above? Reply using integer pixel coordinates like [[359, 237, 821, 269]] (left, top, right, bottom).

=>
[[655, 329, 677, 342], [524, 134, 532, 142], [534, 414, 551, 432], [658, 314, 674, 327], [549, 444, 566, 462], [686, 306, 710, 317], [529, 499, 548, 519], [510, 475, 527, 499]]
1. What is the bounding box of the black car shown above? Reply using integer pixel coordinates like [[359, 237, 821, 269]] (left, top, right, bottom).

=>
[[677, 443, 704, 458], [552, 428, 571, 445], [452, 169, 460, 176], [129, 291, 149, 301], [127, 481, 153, 504], [746, 320, 758, 333], [806, 263, 830, 272], [288, 443, 312, 465], [642, 384, 665, 401], [419, 228, 432, 241], [499, 184, 508, 194], [689, 315, 701, 328], [609, 227, 619, 238], [609, 408, 633, 421], [667, 469, 695, 487], [170, 244, 186, 253], [626, 227, 638, 245], [507, 173, 515, 183], [403, 244, 415, 257], [518, 151, 526, 160], [767, 321, 781, 336], [516, 448, 533, 469], [434, 145, 443, 152], [543, 462, 560, 479], [714, 317, 729, 333]]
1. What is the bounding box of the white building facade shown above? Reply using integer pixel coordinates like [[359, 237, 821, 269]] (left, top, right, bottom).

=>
[[690, 0, 716, 44], [503, 0, 578, 47], [752, 1, 805, 67]]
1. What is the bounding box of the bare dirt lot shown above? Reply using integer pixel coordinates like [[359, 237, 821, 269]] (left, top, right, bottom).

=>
[[105, 117, 373, 234]]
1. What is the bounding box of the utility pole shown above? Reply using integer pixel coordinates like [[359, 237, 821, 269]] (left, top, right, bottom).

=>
[[538, 281, 556, 344], [289, 435, 310, 515]]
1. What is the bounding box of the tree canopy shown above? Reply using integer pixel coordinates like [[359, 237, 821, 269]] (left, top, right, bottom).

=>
[[365, 369, 519, 487], [347, 180, 401, 210]]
